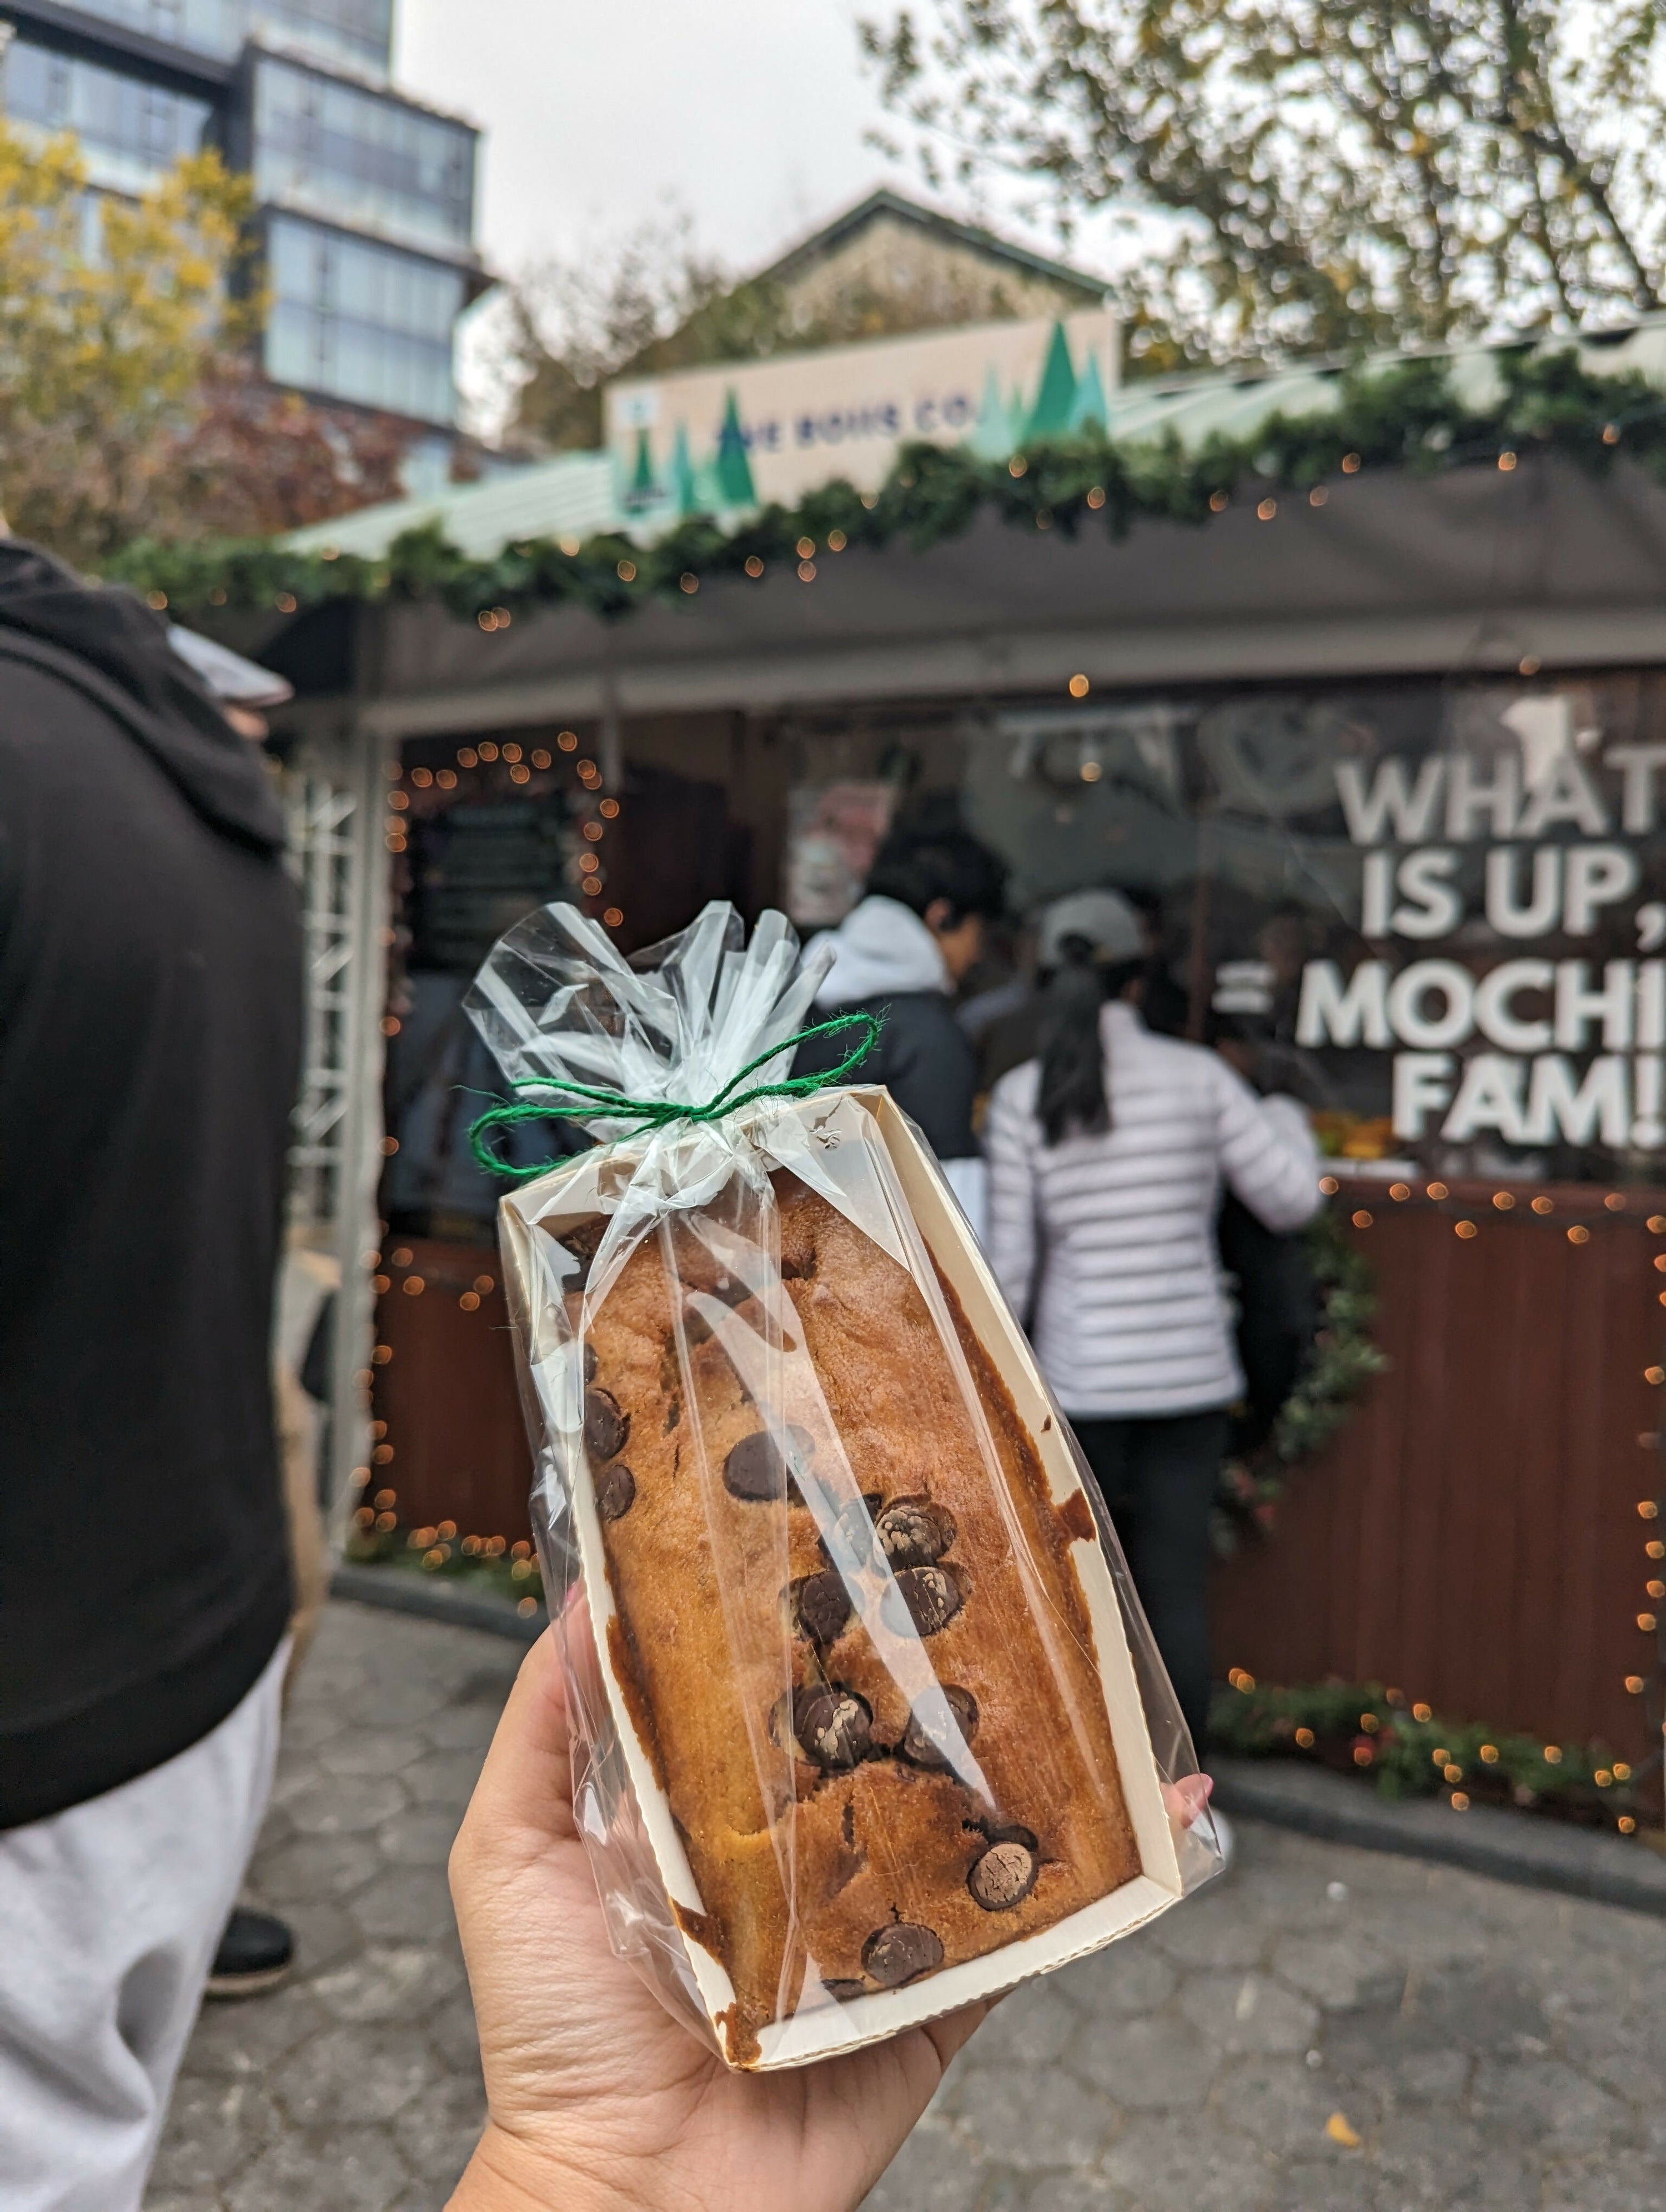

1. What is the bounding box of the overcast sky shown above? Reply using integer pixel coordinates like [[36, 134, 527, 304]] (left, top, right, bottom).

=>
[[393, 1, 1118, 422], [397, 0, 899, 284]]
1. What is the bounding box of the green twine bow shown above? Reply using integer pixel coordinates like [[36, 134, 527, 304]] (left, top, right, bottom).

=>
[[468, 1010, 881, 1182]]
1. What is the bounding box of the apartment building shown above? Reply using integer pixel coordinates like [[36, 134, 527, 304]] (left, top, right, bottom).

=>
[[0, 1, 483, 431]]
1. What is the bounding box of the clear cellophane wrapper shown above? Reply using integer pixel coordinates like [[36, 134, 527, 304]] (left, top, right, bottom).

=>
[[467, 902, 1223, 2071]]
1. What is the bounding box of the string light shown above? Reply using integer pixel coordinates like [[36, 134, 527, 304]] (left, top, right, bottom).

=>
[[557, 730, 578, 751], [1208, 489, 1229, 512], [1257, 497, 1277, 520], [1341, 453, 1361, 472], [745, 555, 765, 577], [604, 906, 624, 927], [478, 741, 499, 762], [1309, 485, 1328, 507], [531, 748, 551, 770]]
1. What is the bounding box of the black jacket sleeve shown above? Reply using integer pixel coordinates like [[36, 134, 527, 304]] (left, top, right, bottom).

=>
[[794, 990, 980, 1160]]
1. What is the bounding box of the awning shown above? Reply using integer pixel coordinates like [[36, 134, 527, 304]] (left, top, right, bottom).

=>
[[354, 452, 1666, 737]]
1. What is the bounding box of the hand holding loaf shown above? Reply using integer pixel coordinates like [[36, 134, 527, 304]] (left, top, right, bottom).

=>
[[466, 902, 1222, 2073]]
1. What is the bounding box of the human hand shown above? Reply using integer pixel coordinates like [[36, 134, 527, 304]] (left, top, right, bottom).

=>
[[446, 1627, 988, 2212]]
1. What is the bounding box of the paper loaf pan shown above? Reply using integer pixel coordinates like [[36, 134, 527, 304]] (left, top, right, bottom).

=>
[[499, 1086, 1191, 2069]]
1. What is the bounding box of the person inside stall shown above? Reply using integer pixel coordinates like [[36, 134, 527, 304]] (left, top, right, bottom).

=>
[[794, 820, 1006, 1237], [982, 898, 1321, 1854]]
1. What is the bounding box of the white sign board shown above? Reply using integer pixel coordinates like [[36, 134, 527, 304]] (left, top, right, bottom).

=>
[[604, 309, 1117, 521]]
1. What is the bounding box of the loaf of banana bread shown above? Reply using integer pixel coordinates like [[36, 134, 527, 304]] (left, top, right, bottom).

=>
[[577, 1170, 1139, 2064]]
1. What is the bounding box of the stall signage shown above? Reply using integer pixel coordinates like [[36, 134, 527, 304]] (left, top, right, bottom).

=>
[[604, 308, 1117, 521], [1296, 708, 1666, 1150]]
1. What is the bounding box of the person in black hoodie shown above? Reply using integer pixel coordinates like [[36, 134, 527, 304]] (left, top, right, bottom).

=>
[[0, 540, 302, 2207]]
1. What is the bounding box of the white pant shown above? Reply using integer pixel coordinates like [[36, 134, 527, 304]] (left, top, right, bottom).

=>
[[0, 1636, 289, 2212]]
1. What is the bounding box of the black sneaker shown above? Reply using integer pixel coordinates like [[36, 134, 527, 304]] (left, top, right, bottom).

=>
[[205, 1907, 294, 1999]]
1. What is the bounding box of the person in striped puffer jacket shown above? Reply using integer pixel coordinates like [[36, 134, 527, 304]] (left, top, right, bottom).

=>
[[985, 893, 1321, 1769]]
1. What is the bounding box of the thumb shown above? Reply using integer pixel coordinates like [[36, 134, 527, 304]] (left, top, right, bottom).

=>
[[461, 1623, 577, 1851]]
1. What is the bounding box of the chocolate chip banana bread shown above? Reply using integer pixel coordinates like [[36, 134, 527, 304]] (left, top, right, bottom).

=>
[[577, 1170, 1138, 2064]]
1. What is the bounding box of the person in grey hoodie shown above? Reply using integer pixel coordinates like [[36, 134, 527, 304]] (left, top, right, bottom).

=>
[[793, 825, 1006, 1226]]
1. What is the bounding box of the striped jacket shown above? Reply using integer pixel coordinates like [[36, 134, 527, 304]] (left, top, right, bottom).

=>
[[985, 1003, 1322, 1417]]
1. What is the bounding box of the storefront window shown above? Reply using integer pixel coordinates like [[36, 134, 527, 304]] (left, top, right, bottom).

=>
[[253, 54, 473, 257], [264, 212, 460, 421], [963, 675, 1666, 1185]]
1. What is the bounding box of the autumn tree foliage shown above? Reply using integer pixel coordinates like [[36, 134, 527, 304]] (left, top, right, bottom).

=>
[[860, 2, 1666, 373], [0, 124, 409, 564]]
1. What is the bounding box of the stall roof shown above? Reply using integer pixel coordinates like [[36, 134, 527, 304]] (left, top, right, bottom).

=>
[[350, 446, 1666, 737], [290, 316, 1666, 567]]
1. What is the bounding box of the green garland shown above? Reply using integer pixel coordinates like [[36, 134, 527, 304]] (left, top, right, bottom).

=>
[[1216, 1202, 1390, 1550], [106, 346, 1666, 619], [1208, 1675, 1651, 1833]]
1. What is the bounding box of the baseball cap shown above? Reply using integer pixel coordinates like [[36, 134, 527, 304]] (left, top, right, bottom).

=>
[[1037, 888, 1145, 968]]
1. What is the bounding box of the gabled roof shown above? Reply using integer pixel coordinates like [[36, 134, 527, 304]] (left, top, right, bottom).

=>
[[757, 186, 1109, 305]]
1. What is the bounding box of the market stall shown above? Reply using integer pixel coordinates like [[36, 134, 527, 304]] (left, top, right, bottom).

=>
[[238, 330, 1666, 1808]]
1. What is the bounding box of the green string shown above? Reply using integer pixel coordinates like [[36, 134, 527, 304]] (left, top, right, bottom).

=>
[[468, 1009, 882, 1182]]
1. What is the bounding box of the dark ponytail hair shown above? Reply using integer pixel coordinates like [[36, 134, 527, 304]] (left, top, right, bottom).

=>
[[1037, 937, 1148, 1145], [1037, 934, 1110, 1145]]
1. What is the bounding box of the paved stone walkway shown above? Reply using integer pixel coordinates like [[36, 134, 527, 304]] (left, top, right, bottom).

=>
[[149, 1600, 1666, 2211]]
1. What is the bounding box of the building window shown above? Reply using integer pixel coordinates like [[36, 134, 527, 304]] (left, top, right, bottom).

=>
[[37, 1, 394, 72], [253, 56, 473, 257], [45, 1, 249, 62], [2, 38, 213, 190], [252, 1, 393, 73], [265, 213, 461, 423]]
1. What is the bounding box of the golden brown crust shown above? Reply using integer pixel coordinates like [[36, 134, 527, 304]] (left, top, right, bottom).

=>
[[579, 1172, 1139, 2059]]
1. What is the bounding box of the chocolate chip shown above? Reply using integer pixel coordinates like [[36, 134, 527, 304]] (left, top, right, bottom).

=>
[[795, 1571, 852, 1645], [880, 1564, 963, 1638], [861, 1923, 944, 1988], [968, 1837, 1037, 1911], [821, 1978, 867, 2003], [594, 1461, 635, 1522], [875, 1496, 956, 1569], [792, 1685, 871, 1769], [584, 1387, 628, 1460], [722, 1424, 814, 1503], [901, 1686, 978, 1769], [582, 1343, 598, 1384]]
